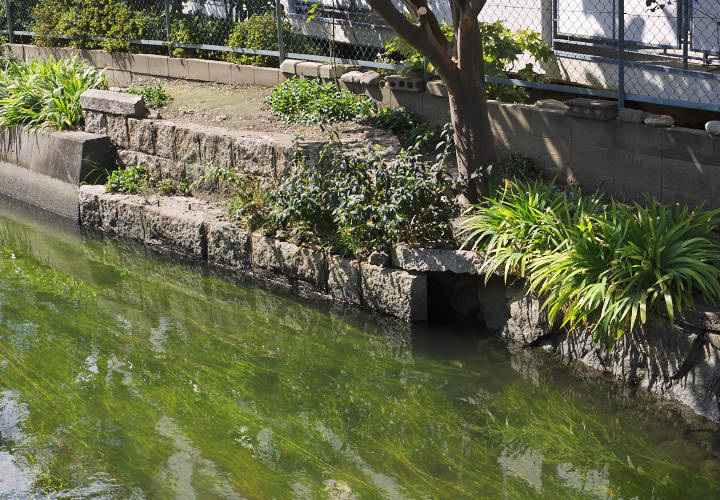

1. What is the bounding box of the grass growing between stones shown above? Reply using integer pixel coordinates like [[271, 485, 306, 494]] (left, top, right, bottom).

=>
[[124, 81, 172, 107], [461, 180, 720, 345], [105, 164, 148, 194], [0, 56, 106, 130]]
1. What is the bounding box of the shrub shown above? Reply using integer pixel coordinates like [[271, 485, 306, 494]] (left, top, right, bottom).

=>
[[225, 11, 322, 67], [363, 106, 445, 151], [260, 128, 458, 255], [106, 164, 148, 194], [461, 181, 720, 344], [0, 57, 106, 130], [31, 0, 149, 52], [381, 20, 551, 103], [170, 13, 233, 59], [365, 106, 417, 133], [125, 82, 172, 107], [265, 77, 374, 124]]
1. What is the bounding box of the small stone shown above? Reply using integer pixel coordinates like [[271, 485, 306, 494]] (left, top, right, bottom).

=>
[[391, 245, 485, 274], [566, 98, 618, 120], [327, 254, 362, 304], [296, 61, 323, 78], [708, 333, 720, 351], [83, 110, 107, 134], [358, 71, 381, 86], [643, 114, 674, 127], [216, 114, 229, 122], [367, 251, 390, 267], [250, 233, 281, 272], [319, 64, 341, 79], [535, 99, 569, 112], [705, 121, 720, 135], [275, 240, 328, 288], [360, 264, 428, 322], [143, 201, 206, 258], [618, 108, 645, 124], [206, 221, 251, 270], [340, 70, 363, 84]]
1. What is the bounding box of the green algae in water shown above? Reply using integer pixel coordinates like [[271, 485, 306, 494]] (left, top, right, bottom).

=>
[[0, 199, 718, 498]]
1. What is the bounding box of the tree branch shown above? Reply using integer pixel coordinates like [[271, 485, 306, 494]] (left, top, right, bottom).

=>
[[366, 0, 458, 81]]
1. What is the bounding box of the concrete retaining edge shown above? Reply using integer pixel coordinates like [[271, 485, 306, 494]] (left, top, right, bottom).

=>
[[0, 126, 113, 219]]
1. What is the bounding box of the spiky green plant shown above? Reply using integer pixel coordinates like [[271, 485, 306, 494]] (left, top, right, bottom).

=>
[[0, 56, 106, 130], [462, 181, 720, 344]]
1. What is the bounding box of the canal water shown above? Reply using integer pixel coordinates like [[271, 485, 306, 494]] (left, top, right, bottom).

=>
[[0, 196, 718, 499]]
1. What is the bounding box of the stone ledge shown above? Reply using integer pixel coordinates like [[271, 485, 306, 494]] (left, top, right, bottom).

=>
[[80, 89, 147, 117], [391, 244, 485, 274]]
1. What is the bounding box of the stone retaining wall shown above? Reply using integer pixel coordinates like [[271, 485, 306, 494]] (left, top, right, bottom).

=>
[[80, 89, 295, 185], [78, 185, 434, 322], [495, 287, 720, 423], [78, 183, 720, 422]]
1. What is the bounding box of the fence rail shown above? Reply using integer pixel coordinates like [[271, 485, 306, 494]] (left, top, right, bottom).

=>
[[2, 0, 719, 112]]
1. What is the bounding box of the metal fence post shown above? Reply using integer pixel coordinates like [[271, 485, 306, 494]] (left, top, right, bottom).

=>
[[5, 0, 13, 44], [617, 0, 625, 110], [275, 0, 285, 64], [682, 0, 689, 70], [165, 0, 173, 57]]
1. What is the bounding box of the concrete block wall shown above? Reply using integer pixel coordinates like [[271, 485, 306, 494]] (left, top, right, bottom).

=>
[[486, 101, 720, 208]]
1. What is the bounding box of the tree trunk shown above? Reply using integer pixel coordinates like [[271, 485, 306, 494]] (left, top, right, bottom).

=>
[[448, 86, 496, 203]]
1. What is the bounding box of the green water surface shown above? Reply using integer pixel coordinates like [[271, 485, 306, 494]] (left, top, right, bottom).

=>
[[0, 196, 718, 499]]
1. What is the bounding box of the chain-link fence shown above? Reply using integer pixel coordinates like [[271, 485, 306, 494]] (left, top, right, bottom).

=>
[[1, 0, 719, 111]]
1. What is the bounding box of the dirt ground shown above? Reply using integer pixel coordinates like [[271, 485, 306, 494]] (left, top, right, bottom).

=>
[[125, 77, 400, 152]]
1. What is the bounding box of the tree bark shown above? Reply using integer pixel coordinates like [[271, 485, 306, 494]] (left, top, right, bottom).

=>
[[365, 0, 496, 202], [448, 85, 495, 200]]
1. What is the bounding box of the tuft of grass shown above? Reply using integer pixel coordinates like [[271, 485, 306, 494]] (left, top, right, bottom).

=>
[[105, 164, 148, 194], [0, 56, 106, 130], [125, 81, 172, 107], [461, 181, 720, 344]]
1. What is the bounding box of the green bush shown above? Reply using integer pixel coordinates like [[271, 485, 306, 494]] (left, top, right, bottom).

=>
[[461, 181, 720, 344], [105, 164, 148, 194], [31, 0, 149, 52], [125, 82, 172, 107], [381, 20, 551, 103], [225, 11, 322, 67], [237, 128, 458, 256], [363, 106, 445, 151], [266, 77, 374, 124], [170, 13, 233, 59], [365, 106, 417, 133], [0, 57, 106, 130]]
